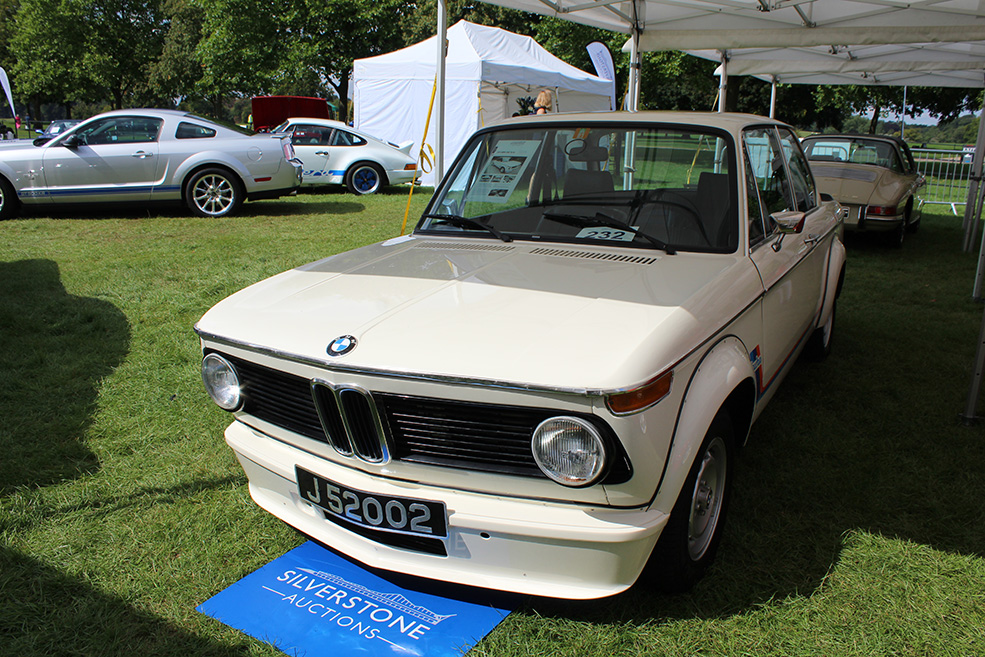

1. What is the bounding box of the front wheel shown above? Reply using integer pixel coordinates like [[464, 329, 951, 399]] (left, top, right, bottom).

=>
[[185, 168, 243, 217], [642, 410, 735, 594], [0, 176, 19, 220], [345, 162, 385, 195]]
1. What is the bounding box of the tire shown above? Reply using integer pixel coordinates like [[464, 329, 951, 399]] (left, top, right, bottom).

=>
[[905, 198, 920, 234], [805, 300, 836, 361], [0, 176, 18, 220], [886, 219, 905, 248], [345, 162, 385, 195], [643, 410, 735, 594], [185, 167, 244, 218]]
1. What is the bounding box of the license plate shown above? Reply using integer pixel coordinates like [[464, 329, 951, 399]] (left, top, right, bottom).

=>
[[296, 467, 448, 538]]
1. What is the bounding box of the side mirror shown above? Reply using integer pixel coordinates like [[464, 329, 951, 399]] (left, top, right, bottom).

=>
[[61, 134, 81, 148], [32, 137, 51, 146], [819, 192, 834, 203], [771, 210, 806, 234]]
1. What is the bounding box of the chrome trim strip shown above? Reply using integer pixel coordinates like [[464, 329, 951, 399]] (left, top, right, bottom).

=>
[[196, 327, 605, 396]]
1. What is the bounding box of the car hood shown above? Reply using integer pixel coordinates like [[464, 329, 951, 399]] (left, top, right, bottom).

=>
[[197, 236, 760, 392], [811, 162, 912, 206]]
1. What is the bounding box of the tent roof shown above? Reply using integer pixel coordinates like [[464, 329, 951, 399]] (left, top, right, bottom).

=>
[[354, 20, 610, 94], [480, 1, 985, 49], [688, 41, 985, 87]]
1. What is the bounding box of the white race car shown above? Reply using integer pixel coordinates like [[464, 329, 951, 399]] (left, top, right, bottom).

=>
[[272, 118, 417, 194]]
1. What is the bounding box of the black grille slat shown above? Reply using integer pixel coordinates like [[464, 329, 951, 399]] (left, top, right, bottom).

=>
[[312, 384, 351, 453], [376, 394, 548, 476], [339, 390, 383, 462], [236, 359, 324, 441]]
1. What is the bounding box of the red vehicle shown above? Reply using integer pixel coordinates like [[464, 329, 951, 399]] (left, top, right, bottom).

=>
[[251, 96, 333, 132]]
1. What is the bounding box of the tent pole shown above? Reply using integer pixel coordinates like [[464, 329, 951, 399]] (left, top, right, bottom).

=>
[[628, 29, 640, 111], [962, 95, 985, 253], [960, 211, 985, 423], [434, 0, 447, 184], [769, 77, 776, 118], [901, 85, 907, 139], [718, 52, 727, 113]]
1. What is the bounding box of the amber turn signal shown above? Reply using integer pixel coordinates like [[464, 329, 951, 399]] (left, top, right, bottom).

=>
[[606, 371, 673, 415]]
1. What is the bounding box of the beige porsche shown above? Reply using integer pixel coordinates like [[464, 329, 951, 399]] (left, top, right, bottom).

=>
[[801, 134, 924, 246]]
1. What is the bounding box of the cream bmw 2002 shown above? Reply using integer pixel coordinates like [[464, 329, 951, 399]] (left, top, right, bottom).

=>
[[197, 112, 845, 599]]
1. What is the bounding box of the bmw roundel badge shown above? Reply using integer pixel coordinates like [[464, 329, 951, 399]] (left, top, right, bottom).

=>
[[327, 335, 357, 357]]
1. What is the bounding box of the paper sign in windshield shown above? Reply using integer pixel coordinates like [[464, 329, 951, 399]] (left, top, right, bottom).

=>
[[198, 541, 514, 657], [469, 140, 540, 203]]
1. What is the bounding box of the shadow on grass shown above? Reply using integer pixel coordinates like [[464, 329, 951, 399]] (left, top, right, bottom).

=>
[[0, 546, 252, 656], [0, 259, 130, 495], [525, 213, 985, 623]]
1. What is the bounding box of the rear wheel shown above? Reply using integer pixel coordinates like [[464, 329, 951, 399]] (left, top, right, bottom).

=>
[[345, 162, 385, 195], [642, 410, 735, 594], [185, 167, 243, 217], [805, 300, 836, 361], [905, 198, 920, 234], [0, 177, 18, 220]]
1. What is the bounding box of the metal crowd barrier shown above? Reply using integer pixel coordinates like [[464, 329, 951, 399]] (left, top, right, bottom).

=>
[[911, 148, 975, 215]]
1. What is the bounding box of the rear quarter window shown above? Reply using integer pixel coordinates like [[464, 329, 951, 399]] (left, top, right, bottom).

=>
[[176, 122, 217, 139]]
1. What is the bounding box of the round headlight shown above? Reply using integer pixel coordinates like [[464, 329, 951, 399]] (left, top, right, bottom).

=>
[[531, 416, 607, 487], [201, 354, 242, 411]]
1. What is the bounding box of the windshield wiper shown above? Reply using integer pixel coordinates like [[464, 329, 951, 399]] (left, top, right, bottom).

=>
[[422, 213, 512, 243], [541, 210, 676, 255]]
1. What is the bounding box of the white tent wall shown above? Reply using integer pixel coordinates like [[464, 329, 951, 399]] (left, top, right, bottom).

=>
[[353, 20, 611, 186], [354, 77, 481, 187]]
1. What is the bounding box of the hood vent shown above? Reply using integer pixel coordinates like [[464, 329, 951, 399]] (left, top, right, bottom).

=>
[[530, 247, 658, 266], [415, 242, 515, 252]]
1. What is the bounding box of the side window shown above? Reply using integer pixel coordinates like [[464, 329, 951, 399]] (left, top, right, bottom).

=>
[[290, 124, 332, 146], [777, 129, 817, 212], [743, 144, 767, 245], [743, 128, 793, 219], [176, 122, 217, 139], [78, 117, 162, 145], [331, 130, 366, 147]]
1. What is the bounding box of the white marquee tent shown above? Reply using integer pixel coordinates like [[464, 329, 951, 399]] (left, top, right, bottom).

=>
[[353, 20, 613, 185]]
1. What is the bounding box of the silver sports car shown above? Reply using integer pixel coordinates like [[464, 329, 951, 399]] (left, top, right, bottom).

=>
[[0, 109, 303, 219]]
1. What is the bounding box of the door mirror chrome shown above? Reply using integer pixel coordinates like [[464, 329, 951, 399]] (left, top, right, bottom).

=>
[[771, 210, 806, 235]]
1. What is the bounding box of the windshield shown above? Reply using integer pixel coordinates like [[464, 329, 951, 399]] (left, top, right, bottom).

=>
[[803, 137, 901, 170], [418, 123, 737, 253]]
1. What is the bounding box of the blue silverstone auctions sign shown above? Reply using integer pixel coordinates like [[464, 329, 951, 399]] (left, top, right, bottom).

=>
[[198, 542, 514, 656]]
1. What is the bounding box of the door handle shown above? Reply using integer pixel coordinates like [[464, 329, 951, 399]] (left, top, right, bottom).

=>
[[314, 151, 330, 157], [132, 151, 153, 159], [804, 233, 822, 245]]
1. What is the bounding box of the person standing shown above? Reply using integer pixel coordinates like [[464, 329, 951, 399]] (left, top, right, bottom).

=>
[[533, 89, 552, 114]]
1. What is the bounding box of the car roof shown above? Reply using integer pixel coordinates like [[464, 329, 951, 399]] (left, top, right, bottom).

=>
[[491, 111, 792, 134]]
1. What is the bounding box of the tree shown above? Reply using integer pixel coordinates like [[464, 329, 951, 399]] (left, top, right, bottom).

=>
[[79, 0, 166, 109], [277, 0, 412, 123], [195, 0, 282, 117], [11, 0, 90, 118], [150, 0, 206, 106]]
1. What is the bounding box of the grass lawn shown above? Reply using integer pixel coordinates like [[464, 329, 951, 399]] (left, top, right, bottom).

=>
[[2, 190, 985, 656]]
